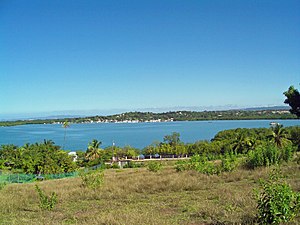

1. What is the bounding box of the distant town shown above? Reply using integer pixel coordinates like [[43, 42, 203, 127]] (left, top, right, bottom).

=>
[[0, 107, 297, 127]]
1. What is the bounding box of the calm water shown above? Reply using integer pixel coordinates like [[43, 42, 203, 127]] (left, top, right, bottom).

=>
[[0, 120, 299, 151]]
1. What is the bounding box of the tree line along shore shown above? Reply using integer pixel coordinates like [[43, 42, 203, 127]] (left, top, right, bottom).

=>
[[0, 108, 297, 127], [0, 124, 299, 175]]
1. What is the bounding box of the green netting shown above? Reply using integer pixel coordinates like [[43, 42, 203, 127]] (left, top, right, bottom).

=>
[[0, 175, 7, 183], [0, 171, 79, 184], [44, 172, 78, 180], [0, 164, 101, 184]]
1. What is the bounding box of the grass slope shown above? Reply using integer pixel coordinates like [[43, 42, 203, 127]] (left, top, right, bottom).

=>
[[0, 164, 299, 225]]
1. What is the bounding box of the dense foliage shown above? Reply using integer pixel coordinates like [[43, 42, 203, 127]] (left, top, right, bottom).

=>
[[0, 140, 77, 174], [0, 125, 299, 175], [256, 170, 300, 224], [175, 153, 238, 175], [246, 143, 294, 169], [284, 85, 300, 118]]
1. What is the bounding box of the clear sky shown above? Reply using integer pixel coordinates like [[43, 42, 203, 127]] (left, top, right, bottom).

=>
[[1, 0, 299, 117]]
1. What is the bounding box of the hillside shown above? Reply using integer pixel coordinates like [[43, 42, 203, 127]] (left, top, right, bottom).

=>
[[0, 162, 299, 224]]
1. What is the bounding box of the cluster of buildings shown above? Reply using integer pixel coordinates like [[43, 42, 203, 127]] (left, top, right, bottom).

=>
[[58, 118, 174, 124]]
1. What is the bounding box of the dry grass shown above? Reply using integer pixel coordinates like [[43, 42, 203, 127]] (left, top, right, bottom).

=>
[[0, 163, 300, 225]]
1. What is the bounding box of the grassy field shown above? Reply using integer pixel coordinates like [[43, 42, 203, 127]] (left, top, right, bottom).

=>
[[0, 163, 299, 225]]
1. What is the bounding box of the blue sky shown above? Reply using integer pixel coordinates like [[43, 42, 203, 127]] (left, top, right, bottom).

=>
[[1, 0, 299, 118]]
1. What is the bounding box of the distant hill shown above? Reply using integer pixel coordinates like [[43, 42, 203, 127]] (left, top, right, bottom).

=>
[[1, 105, 295, 126], [242, 106, 290, 111], [28, 115, 82, 120]]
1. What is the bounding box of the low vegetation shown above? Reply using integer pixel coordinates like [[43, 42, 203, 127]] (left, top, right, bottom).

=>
[[0, 163, 299, 224], [79, 168, 104, 190], [147, 161, 162, 172], [255, 169, 300, 224], [35, 185, 57, 211], [175, 153, 239, 175]]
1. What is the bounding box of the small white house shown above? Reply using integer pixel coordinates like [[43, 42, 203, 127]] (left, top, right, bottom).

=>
[[68, 151, 78, 162]]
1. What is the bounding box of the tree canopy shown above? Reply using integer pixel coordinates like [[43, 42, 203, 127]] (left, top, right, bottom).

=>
[[284, 85, 300, 118], [0, 140, 76, 174]]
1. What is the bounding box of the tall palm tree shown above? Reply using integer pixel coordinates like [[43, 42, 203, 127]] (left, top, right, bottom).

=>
[[62, 121, 70, 149], [85, 139, 102, 161], [268, 124, 290, 148]]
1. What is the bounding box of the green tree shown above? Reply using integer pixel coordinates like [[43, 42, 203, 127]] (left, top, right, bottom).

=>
[[231, 133, 254, 154], [0, 141, 77, 174], [62, 121, 70, 149], [163, 132, 181, 147], [85, 139, 102, 161], [289, 126, 300, 151], [268, 124, 290, 148], [256, 170, 300, 224], [284, 85, 300, 118]]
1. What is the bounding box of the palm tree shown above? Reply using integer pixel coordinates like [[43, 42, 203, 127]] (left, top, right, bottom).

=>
[[231, 133, 255, 154], [43, 139, 55, 146], [62, 121, 70, 149], [85, 139, 102, 161], [268, 124, 290, 148]]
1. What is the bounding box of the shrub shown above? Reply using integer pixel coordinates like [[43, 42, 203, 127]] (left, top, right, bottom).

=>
[[0, 182, 7, 190], [111, 163, 120, 169], [280, 144, 294, 162], [147, 161, 162, 172], [35, 185, 57, 211], [79, 169, 104, 190], [175, 160, 188, 172], [247, 144, 294, 169], [196, 161, 220, 175], [221, 152, 238, 172], [175, 154, 238, 175], [123, 161, 143, 168], [255, 169, 300, 224], [187, 155, 220, 175]]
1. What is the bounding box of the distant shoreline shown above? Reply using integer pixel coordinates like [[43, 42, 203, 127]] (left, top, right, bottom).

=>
[[0, 109, 297, 127]]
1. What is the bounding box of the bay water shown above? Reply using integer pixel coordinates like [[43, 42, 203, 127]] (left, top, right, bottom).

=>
[[0, 120, 299, 151]]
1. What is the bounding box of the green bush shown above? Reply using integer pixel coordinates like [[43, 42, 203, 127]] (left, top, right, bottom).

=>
[[221, 152, 238, 172], [247, 144, 293, 169], [0, 182, 7, 190], [196, 161, 220, 175], [186, 155, 220, 175], [123, 161, 143, 168], [35, 185, 57, 211], [255, 169, 300, 224], [111, 163, 120, 169], [147, 161, 162, 172], [79, 169, 104, 190], [280, 144, 294, 162], [175, 160, 188, 172], [175, 154, 238, 175]]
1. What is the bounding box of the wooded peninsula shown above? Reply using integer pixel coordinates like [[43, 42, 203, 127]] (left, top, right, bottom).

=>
[[0, 108, 297, 127]]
